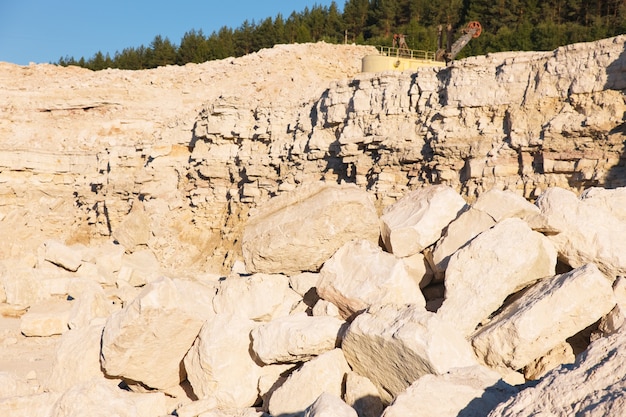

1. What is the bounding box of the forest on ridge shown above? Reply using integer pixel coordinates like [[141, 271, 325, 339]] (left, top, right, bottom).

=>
[[57, 0, 626, 70]]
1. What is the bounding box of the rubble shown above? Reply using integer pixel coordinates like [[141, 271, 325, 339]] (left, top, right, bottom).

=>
[[0, 36, 625, 416]]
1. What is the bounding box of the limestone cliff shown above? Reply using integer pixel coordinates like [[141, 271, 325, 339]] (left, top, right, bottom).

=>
[[1, 37, 625, 272]]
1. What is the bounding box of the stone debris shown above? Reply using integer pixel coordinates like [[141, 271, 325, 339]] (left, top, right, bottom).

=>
[[316, 239, 425, 320], [0, 37, 625, 417]]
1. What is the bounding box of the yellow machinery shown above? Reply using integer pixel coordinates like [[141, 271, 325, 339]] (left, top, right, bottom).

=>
[[362, 21, 482, 73], [361, 47, 446, 72]]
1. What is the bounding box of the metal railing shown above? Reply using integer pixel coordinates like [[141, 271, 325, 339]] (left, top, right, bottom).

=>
[[376, 45, 438, 61]]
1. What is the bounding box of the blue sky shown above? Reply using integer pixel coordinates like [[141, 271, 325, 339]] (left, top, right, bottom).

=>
[[0, 1, 340, 65]]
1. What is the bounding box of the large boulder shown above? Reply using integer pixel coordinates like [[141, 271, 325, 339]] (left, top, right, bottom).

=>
[[250, 312, 345, 364], [316, 239, 425, 320], [536, 186, 626, 277], [212, 273, 296, 322], [341, 304, 478, 404], [430, 206, 496, 278], [242, 182, 380, 275], [45, 324, 115, 393], [267, 348, 351, 417], [381, 365, 516, 417], [437, 218, 557, 335], [183, 313, 264, 408], [100, 277, 216, 390], [488, 327, 626, 417], [472, 263, 616, 372], [380, 185, 467, 258]]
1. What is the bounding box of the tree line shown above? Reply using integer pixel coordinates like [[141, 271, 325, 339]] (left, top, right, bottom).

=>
[[57, 0, 626, 71]]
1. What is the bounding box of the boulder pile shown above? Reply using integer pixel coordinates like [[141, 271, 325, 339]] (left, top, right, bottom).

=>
[[1, 182, 625, 417]]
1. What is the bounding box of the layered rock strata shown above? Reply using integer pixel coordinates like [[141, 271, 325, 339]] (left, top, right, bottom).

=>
[[1, 37, 625, 272]]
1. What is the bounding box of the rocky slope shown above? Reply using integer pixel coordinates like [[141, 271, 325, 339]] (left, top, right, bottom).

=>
[[0, 36, 625, 417], [1, 37, 625, 273]]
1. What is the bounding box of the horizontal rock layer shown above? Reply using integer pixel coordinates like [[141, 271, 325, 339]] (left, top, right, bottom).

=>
[[0, 37, 625, 272]]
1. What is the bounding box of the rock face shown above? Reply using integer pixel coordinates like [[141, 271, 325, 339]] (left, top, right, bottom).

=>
[[1, 37, 626, 417], [1, 37, 625, 273]]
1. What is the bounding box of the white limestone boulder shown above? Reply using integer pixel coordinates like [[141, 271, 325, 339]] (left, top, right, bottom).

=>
[[381, 365, 516, 417], [380, 185, 467, 258], [430, 206, 496, 278], [80, 241, 125, 285], [472, 263, 616, 372], [49, 379, 168, 417], [303, 393, 358, 417], [536, 187, 626, 277], [488, 327, 626, 417], [20, 298, 73, 337], [267, 348, 351, 417], [311, 299, 341, 318], [242, 182, 380, 275], [100, 277, 216, 390], [288, 272, 320, 298], [212, 273, 295, 322], [183, 313, 268, 408], [45, 324, 116, 393], [580, 186, 626, 221], [316, 239, 425, 320], [437, 218, 557, 335], [251, 312, 345, 364], [471, 188, 543, 223], [341, 304, 478, 404], [344, 371, 384, 417]]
